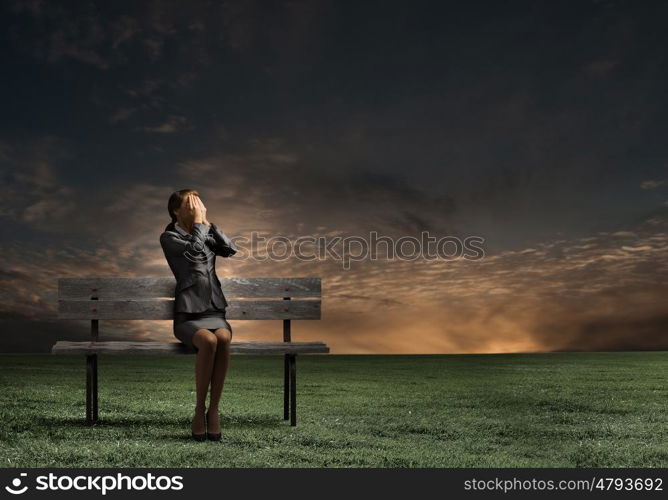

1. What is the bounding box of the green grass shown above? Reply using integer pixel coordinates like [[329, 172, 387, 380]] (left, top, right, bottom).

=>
[[0, 352, 666, 467]]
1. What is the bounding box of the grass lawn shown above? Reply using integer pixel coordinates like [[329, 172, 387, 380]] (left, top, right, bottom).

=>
[[0, 352, 666, 467]]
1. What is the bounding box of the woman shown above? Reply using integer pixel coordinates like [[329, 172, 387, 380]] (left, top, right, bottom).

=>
[[160, 189, 238, 442]]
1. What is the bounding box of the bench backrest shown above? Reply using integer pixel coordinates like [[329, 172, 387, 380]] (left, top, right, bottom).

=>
[[58, 278, 321, 320]]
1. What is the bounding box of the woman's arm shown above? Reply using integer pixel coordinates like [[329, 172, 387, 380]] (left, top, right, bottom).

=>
[[160, 222, 212, 260], [192, 195, 238, 258], [206, 223, 238, 257]]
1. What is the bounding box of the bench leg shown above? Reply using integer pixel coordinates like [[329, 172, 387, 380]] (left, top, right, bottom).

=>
[[283, 354, 290, 420], [86, 354, 98, 425], [289, 354, 297, 426]]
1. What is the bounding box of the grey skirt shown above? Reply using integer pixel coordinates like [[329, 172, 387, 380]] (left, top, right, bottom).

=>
[[173, 307, 232, 350]]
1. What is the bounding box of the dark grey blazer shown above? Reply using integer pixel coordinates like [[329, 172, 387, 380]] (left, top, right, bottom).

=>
[[160, 221, 238, 314]]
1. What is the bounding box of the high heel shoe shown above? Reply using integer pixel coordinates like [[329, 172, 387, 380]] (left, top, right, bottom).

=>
[[191, 410, 206, 442], [206, 413, 221, 442], [206, 431, 221, 442], [191, 431, 206, 442]]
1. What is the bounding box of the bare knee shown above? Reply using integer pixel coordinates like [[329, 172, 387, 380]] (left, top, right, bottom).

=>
[[193, 330, 217, 353], [214, 328, 232, 346]]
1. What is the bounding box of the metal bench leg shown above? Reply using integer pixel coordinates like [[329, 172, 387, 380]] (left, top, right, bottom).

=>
[[92, 354, 98, 422], [283, 354, 290, 420], [283, 307, 292, 422], [86, 354, 98, 425], [289, 354, 297, 426]]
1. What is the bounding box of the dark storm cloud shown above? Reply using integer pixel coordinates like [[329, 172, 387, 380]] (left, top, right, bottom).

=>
[[0, 137, 74, 224], [551, 309, 668, 352], [7, 0, 215, 68], [1, 0, 667, 352]]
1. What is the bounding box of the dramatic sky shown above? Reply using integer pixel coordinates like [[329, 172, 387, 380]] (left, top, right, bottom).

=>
[[1, 0, 667, 353]]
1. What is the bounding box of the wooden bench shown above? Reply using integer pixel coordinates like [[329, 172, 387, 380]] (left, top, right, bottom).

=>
[[52, 277, 327, 427]]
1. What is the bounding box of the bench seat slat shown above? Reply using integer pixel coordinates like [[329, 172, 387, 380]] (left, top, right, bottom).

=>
[[59, 277, 321, 299], [58, 299, 321, 320], [51, 340, 330, 355]]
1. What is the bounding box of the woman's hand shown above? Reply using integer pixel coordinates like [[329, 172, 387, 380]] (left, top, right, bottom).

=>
[[185, 193, 203, 224], [187, 194, 209, 225], [197, 196, 210, 226]]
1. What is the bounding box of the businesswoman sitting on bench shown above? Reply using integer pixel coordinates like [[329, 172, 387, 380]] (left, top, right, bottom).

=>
[[160, 189, 238, 442]]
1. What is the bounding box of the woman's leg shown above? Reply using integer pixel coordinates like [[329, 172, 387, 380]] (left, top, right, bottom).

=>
[[191, 329, 218, 434], [207, 327, 232, 434]]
